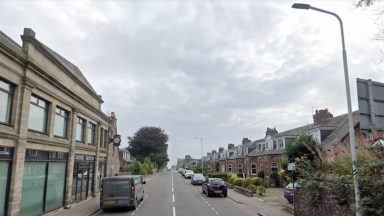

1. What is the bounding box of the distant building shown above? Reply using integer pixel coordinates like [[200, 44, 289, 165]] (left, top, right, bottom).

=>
[[119, 148, 132, 171]]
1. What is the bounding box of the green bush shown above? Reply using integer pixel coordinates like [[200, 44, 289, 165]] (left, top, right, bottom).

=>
[[247, 184, 258, 193], [207, 172, 230, 181], [257, 170, 265, 179], [233, 178, 245, 187], [257, 185, 266, 196]]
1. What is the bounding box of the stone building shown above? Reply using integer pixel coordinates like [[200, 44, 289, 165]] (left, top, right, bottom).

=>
[[0, 28, 120, 216]]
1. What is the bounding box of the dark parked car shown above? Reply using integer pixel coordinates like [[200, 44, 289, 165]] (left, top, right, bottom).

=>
[[100, 175, 146, 210], [191, 173, 205, 185], [202, 178, 227, 197], [284, 182, 302, 203]]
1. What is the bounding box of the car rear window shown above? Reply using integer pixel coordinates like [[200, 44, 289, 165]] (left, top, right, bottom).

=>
[[209, 179, 224, 184]]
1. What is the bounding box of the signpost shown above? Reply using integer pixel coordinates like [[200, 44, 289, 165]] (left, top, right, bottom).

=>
[[288, 163, 296, 208]]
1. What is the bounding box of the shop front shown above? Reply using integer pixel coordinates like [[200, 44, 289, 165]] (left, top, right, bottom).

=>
[[98, 156, 106, 189], [0, 146, 13, 216], [72, 154, 95, 202], [20, 149, 68, 216]]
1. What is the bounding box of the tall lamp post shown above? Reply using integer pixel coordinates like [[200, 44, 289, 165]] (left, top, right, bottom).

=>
[[292, 3, 361, 216], [194, 137, 204, 175]]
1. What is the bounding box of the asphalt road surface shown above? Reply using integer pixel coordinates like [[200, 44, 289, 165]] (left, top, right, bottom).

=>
[[94, 170, 291, 216]]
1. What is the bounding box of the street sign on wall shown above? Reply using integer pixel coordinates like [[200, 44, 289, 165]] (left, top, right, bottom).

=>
[[357, 78, 384, 135], [287, 163, 296, 171]]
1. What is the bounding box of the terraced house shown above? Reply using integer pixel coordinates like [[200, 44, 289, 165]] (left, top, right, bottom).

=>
[[205, 108, 371, 186], [0, 28, 120, 216]]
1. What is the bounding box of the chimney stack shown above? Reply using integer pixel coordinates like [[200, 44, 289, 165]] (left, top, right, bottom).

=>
[[266, 127, 278, 136], [228, 143, 235, 150], [242, 138, 251, 145], [313, 109, 333, 125], [219, 147, 224, 153]]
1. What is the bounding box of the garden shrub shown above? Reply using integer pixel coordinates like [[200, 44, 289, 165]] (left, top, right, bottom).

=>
[[233, 178, 245, 187], [247, 185, 257, 193], [208, 172, 230, 181], [257, 185, 266, 195]]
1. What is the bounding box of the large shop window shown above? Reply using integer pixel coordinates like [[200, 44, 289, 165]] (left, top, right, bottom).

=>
[[76, 118, 85, 142], [28, 96, 48, 133], [0, 79, 14, 125], [54, 107, 68, 138], [20, 150, 67, 216], [87, 123, 96, 145], [0, 147, 12, 216]]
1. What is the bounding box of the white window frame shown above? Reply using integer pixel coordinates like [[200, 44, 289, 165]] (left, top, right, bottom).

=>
[[238, 164, 243, 173], [243, 147, 248, 155], [228, 164, 232, 172], [251, 163, 257, 175]]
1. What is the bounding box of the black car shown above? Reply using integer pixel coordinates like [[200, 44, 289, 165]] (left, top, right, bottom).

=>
[[202, 178, 227, 197], [191, 173, 205, 185]]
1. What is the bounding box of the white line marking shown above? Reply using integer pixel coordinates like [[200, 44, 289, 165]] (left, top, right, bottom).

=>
[[215, 211, 220, 215], [173, 206, 176, 216], [172, 188, 174, 193], [172, 194, 175, 203]]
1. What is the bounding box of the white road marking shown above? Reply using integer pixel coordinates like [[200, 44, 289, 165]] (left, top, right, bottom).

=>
[[172, 188, 174, 193], [215, 211, 220, 215], [172, 194, 175, 203], [173, 206, 176, 216]]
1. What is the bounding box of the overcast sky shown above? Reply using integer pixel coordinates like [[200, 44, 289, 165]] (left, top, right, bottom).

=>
[[1, 0, 384, 166]]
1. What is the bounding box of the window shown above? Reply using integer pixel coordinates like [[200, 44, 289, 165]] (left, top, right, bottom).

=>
[[54, 107, 68, 138], [278, 138, 284, 148], [75, 118, 85, 142], [262, 143, 265, 150], [273, 140, 277, 149], [0, 147, 10, 155], [228, 164, 232, 172], [28, 149, 38, 157], [243, 147, 248, 155], [87, 122, 96, 145], [0, 78, 14, 124], [104, 130, 109, 148], [28, 95, 48, 133], [270, 162, 279, 173], [99, 128, 104, 147], [238, 164, 243, 173], [251, 164, 257, 175]]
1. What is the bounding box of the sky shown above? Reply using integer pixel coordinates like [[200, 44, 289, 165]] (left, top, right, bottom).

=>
[[1, 0, 384, 166]]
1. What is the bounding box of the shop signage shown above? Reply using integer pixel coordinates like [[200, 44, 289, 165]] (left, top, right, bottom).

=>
[[75, 154, 95, 162]]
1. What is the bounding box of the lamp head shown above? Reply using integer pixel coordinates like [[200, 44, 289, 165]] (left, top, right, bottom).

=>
[[292, 3, 311, 10]]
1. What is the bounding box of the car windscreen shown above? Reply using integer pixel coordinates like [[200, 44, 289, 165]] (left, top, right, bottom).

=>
[[193, 174, 204, 179], [209, 179, 224, 185]]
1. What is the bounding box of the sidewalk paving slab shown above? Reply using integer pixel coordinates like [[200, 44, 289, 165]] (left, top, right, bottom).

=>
[[50, 195, 100, 216]]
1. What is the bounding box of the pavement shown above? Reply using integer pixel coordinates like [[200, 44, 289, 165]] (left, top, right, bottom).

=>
[[55, 171, 292, 216]]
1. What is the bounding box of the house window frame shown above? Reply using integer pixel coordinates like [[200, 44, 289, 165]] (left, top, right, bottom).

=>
[[28, 95, 49, 133], [0, 78, 15, 125], [243, 147, 248, 155], [227, 164, 232, 172], [270, 162, 279, 173], [251, 163, 257, 175], [238, 164, 243, 174]]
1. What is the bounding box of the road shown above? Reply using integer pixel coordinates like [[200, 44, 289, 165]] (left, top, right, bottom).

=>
[[94, 171, 292, 216]]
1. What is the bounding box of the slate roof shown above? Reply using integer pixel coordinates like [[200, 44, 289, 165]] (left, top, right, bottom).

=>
[[321, 111, 359, 147], [248, 148, 285, 157]]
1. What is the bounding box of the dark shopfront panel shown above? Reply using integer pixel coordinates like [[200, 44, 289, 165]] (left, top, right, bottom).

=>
[[98, 156, 106, 189], [0, 147, 13, 216], [72, 154, 95, 203], [20, 150, 68, 216]]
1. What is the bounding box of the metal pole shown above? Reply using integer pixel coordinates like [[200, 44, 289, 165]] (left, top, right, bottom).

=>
[[303, 6, 362, 216], [201, 138, 203, 175]]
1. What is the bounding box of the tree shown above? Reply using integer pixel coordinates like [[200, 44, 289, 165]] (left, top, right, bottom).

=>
[[128, 126, 169, 168]]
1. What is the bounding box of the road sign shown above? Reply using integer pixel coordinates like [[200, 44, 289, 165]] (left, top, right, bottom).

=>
[[357, 78, 384, 136], [287, 163, 295, 171]]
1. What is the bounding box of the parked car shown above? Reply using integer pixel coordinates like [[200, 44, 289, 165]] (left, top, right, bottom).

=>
[[284, 182, 302, 203], [184, 170, 194, 179], [178, 168, 185, 174], [100, 175, 146, 210], [202, 178, 227, 197], [191, 173, 205, 185]]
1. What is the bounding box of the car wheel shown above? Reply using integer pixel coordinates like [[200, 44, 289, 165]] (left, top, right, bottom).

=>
[[223, 193, 227, 197]]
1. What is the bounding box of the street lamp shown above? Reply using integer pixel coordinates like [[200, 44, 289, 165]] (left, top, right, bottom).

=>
[[292, 3, 361, 216], [194, 137, 204, 175]]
